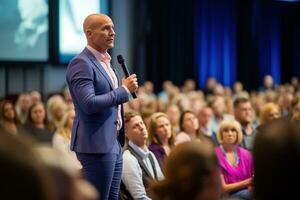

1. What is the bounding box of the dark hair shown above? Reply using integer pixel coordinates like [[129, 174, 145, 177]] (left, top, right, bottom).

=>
[[150, 141, 219, 200], [0, 100, 19, 123], [253, 119, 300, 200], [26, 102, 48, 126], [0, 131, 53, 200], [179, 110, 195, 132], [233, 97, 250, 108]]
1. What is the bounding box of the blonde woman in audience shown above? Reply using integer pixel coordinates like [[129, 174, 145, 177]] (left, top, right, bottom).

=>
[[148, 112, 176, 169], [52, 109, 82, 170], [215, 120, 253, 200], [47, 95, 67, 131], [175, 111, 200, 145], [0, 100, 20, 135], [150, 141, 222, 200], [259, 102, 281, 125], [21, 102, 53, 144], [15, 93, 32, 124]]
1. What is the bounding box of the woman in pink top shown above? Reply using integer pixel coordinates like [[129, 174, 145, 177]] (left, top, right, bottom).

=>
[[215, 120, 253, 200]]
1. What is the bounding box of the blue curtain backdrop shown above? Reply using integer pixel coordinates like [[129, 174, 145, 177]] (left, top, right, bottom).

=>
[[194, 0, 285, 89], [254, 0, 281, 86], [194, 0, 237, 89]]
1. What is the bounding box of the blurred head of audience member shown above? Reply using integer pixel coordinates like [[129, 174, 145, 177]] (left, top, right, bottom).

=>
[[179, 111, 199, 137], [15, 92, 32, 124], [182, 79, 196, 94], [27, 101, 48, 129], [22, 102, 53, 144], [165, 104, 180, 133], [30, 90, 42, 104], [36, 146, 99, 200], [263, 75, 274, 91], [233, 81, 244, 94], [0, 130, 54, 200], [259, 102, 281, 125], [234, 97, 255, 127], [55, 108, 75, 141], [253, 119, 300, 200], [150, 141, 222, 200], [0, 100, 19, 134], [47, 95, 67, 131]]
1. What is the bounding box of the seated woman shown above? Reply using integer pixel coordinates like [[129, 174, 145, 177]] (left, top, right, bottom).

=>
[[52, 108, 82, 170], [175, 111, 200, 145], [259, 102, 281, 125], [21, 102, 53, 144], [150, 141, 222, 200], [0, 100, 20, 135], [215, 120, 253, 200], [148, 112, 175, 169]]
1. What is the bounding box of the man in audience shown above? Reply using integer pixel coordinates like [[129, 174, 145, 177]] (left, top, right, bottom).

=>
[[121, 112, 164, 200], [198, 107, 218, 146], [233, 97, 257, 150], [208, 96, 233, 134]]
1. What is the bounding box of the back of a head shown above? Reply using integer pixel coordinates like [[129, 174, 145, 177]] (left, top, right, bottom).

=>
[[0, 131, 53, 200], [253, 119, 300, 200], [151, 141, 220, 200]]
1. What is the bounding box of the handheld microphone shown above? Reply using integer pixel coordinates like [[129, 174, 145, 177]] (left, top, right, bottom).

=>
[[117, 55, 137, 99]]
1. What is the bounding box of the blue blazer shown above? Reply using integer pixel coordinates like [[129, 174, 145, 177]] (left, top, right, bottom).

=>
[[66, 48, 129, 153]]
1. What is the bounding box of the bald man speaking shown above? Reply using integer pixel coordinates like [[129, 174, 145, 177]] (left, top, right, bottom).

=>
[[66, 14, 138, 200]]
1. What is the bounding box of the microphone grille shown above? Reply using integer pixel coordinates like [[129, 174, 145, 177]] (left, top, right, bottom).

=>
[[117, 55, 125, 64]]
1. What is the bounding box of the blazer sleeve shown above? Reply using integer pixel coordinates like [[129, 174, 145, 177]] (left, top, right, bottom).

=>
[[66, 58, 129, 115]]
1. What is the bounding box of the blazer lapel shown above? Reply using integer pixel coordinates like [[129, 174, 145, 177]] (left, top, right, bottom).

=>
[[83, 48, 114, 89]]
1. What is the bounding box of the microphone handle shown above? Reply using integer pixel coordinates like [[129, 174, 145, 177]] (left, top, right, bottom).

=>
[[121, 63, 137, 99]]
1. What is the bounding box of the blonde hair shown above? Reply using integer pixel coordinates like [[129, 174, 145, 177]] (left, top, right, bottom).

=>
[[148, 112, 175, 146], [56, 108, 74, 141], [217, 120, 243, 145], [259, 102, 280, 124]]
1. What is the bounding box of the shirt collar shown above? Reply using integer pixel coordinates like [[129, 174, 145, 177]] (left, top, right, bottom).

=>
[[128, 141, 150, 159], [86, 45, 111, 63]]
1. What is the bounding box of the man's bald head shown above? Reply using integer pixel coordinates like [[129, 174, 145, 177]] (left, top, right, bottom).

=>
[[83, 13, 112, 34], [82, 13, 115, 53]]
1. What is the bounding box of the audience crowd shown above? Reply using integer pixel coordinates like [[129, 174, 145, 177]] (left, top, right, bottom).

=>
[[1, 75, 300, 200]]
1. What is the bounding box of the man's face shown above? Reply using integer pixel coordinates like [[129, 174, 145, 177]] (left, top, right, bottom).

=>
[[126, 116, 148, 147], [87, 16, 115, 53], [198, 108, 213, 126], [234, 102, 253, 124]]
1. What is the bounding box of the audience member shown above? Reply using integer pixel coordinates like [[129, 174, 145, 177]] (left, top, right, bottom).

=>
[[148, 112, 175, 169], [47, 95, 67, 131], [215, 120, 253, 200], [233, 97, 257, 150], [121, 112, 164, 200], [37, 146, 98, 200], [208, 96, 234, 134], [0, 130, 54, 200], [253, 119, 300, 200], [150, 141, 222, 200], [0, 100, 20, 134], [15, 92, 32, 124], [175, 111, 200, 145], [52, 108, 82, 170], [198, 107, 218, 146], [259, 102, 281, 125], [21, 102, 53, 144], [165, 104, 180, 133]]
